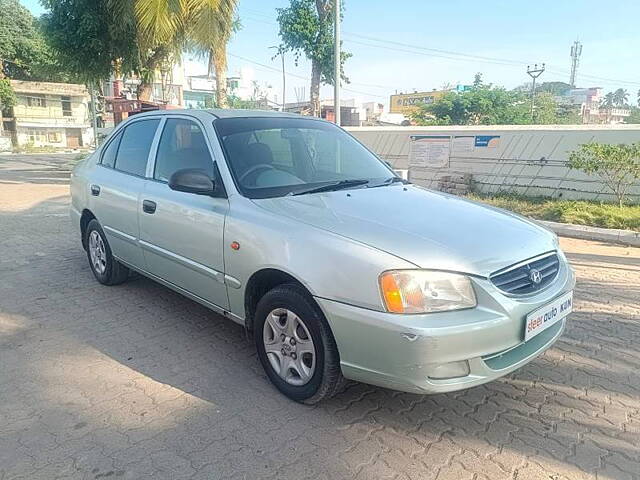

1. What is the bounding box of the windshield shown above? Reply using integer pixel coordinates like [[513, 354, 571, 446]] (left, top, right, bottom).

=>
[[214, 117, 395, 198]]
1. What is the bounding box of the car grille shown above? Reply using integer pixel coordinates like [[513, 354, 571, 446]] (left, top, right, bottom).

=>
[[490, 253, 560, 295]]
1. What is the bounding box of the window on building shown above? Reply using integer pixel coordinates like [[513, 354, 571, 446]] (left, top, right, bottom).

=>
[[61, 96, 72, 117], [27, 128, 47, 143], [154, 119, 213, 182], [26, 94, 47, 108], [113, 119, 160, 176], [47, 131, 62, 143]]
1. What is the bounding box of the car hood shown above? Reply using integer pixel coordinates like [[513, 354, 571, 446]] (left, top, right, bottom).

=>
[[252, 185, 557, 277]]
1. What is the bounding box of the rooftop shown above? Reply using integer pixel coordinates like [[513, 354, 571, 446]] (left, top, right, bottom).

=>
[[10, 80, 88, 96]]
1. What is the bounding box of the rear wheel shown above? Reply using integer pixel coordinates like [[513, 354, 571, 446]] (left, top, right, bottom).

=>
[[254, 284, 344, 404], [85, 219, 129, 285]]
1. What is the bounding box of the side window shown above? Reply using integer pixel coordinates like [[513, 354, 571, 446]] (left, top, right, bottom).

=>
[[100, 131, 122, 168], [114, 119, 160, 177], [154, 118, 214, 182]]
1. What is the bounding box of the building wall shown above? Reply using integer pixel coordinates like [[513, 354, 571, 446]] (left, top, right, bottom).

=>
[[347, 125, 640, 203], [10, 82, 93, 148]]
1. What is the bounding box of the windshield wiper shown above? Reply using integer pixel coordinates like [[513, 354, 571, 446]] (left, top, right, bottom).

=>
[[291, 179, 370, 196], [369, 176, 410, 188]]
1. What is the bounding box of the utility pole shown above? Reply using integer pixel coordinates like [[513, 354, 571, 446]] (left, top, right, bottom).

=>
[[270, 46, 286, 112], [526, 63, 545, 123], [334, 0, 341, 126], [569, 40, 582, 88]]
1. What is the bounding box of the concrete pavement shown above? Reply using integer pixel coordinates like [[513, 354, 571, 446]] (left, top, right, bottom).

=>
[[1, 154, 639, 480]]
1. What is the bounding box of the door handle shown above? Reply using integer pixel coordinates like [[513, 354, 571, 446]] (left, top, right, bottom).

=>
[[90, 184, 100, 196], [142, 200, 156, 214]]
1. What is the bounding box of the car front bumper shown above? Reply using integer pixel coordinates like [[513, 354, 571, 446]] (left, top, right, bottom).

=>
[[316, 256, 575, 394]]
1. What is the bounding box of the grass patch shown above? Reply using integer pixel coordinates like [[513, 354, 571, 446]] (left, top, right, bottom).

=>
[[467, 193, 640, 232]]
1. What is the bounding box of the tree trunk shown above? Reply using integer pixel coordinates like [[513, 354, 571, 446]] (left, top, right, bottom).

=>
[[210, 45, 228, 109], [137, 83, 153, 101], [310, 59, 321, 117]]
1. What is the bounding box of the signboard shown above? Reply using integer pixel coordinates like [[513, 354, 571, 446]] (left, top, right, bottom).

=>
[[452, 135, 475, 153], [475, 135, 501, 148], [389, 90, 447, 114], [409, 135, 450, 168]]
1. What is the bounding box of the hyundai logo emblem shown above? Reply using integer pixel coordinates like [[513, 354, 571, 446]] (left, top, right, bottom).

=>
[[529, 269, 542, 284]]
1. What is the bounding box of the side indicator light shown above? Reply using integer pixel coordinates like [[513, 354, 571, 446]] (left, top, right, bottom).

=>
[[230, 241, 240, 251]]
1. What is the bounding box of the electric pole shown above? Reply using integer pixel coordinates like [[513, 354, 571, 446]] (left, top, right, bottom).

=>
[[334, 0, 341, 126], [527, 63, 545, 123], [569, 40, 582, 88]]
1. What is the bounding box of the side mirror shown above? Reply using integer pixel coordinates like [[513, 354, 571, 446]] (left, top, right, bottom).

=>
[[168, 168, 215, 196]]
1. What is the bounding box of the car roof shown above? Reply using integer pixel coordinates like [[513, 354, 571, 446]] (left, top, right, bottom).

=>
[[126, 108, 312, 120]]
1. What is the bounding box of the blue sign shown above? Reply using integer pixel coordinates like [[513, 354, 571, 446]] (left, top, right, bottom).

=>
[[474, 135, 500, 147]]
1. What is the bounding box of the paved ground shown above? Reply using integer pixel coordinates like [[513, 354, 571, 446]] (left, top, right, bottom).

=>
[[1, 154, 639, 480]]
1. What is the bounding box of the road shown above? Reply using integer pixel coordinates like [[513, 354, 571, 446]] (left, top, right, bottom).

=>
[[1, 154, 639, 480]]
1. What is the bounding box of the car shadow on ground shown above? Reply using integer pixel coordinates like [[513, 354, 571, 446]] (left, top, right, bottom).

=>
[[1, 195, 639, 479]]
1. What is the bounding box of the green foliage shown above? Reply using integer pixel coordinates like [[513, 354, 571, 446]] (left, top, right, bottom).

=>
[[0, 78, 16, 110], [569, 142, 640, 207], [41, 0, 139, 83], [625, 106, 640, 124], [276, 0, 350, 86], [536, 81, 572, 96], [0, 0, 74, 81], [468, 193, 640, 231], [411, 75, 582, 126]]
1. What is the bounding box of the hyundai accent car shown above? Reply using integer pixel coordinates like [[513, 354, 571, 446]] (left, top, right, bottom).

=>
[[70, 109, 575, 404]]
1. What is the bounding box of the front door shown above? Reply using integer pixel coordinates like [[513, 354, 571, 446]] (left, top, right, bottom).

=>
[[89, 118, 160, 268], [66, 128, 82, 148], [138, 117, 230, 309]]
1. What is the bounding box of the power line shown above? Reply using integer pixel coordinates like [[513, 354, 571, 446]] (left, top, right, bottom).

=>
[[227, 53, 386, 98], [239, 7, 640, 88]]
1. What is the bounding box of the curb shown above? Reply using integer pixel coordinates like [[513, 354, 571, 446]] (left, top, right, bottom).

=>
[[538, 220, 640, 247]]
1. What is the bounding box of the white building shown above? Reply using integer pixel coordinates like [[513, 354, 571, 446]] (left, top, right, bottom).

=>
[[7, 80, 93, 148]]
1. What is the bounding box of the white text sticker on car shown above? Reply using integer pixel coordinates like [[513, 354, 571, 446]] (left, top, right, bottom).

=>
[[524, 291, 573, 341]]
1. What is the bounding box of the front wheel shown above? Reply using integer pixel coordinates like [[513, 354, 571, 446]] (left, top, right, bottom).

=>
[[254, 284, 344, 404]]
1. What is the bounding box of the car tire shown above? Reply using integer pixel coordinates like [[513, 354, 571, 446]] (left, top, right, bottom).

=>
[[85, 219, 129, 286], [254, 283, 345, 404]]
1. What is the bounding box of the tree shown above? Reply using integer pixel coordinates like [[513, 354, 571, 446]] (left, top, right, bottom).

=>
[[568, 142, 640, 207], [536, 81, 572, 96], [0, 0, 74, 82], [191, 11, 240, 109], [613, 88, 629, 107], [625, 106, 640, 124], [472, 72, 484, 88], [41, 0, 139, 84], [276, 0, 350, 117], [411, 87, 530, 126], [43, 0, 237, 101]]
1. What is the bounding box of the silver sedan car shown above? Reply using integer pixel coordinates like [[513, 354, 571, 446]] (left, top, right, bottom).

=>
[[70, 109, 575, 403]]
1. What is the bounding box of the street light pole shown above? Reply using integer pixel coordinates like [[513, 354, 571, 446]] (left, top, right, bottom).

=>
[[334, 0, 341, 126], [526, 63, 545, 123]]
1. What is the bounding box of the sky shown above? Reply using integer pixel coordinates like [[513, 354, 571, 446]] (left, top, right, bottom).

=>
[[21, 0, 640, 108]]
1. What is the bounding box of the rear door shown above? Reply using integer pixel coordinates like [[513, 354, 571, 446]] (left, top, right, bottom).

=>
[[89, 118, 160, 268], [138, 116, 230, 309]]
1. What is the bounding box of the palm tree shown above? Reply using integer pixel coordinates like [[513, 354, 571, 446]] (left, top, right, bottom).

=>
[[601, 91, 615, 109], [109, 0, 238, 103], [612, 88, 629, 107], [190, 7, 239, 109]]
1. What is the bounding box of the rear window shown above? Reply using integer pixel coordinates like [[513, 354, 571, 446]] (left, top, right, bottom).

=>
[[114, 119, 160, 177]]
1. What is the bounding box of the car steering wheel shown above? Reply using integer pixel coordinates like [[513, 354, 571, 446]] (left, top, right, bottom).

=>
[[239, 164, 276, 185]]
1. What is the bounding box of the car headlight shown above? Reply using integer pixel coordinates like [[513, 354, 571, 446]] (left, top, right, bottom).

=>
[[379, 270, 477, 314]]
